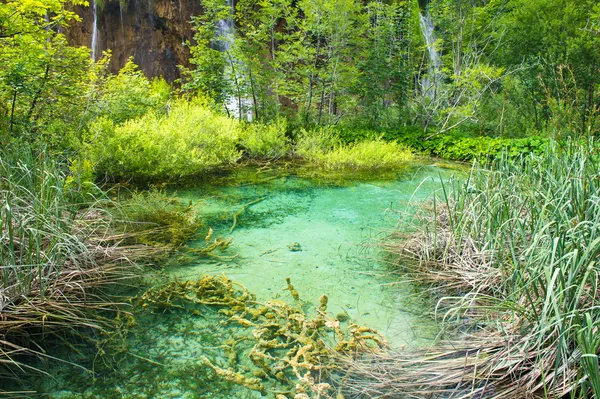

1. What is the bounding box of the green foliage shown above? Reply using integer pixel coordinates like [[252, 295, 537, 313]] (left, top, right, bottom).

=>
[[91, 59, 172, 125], [295, 127, 341, 162], [181, 0, 230, 104], [296, 128, 413, 171], [113, 190, 202, 247], [390, 128, 549, 161], [85, 98, 242, 181], [0, 0, 91, 152], [185, 0, 415, 127], [318, 140, 414, 171], [237, 119, 289, 160]]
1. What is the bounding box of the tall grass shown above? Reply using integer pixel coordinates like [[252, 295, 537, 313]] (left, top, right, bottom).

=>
[[342, 141, 600, 398], [0, 146, 146, 384]]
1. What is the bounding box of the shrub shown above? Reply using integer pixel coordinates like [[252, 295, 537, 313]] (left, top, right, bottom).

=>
[[237, 119, 290, 160], [91, 59, 171, 125], [294, 127, 341, 162], [319, 140, 414, 171], [86, 98, 242, 181], [296, 128, 413, 171]]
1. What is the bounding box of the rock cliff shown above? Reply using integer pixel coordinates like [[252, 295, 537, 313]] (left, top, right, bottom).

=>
[[67, 0, 203, 81]]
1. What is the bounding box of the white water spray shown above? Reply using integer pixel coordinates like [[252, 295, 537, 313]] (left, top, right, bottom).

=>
[[91, 0, 99, 61], [419, 11, 441, 97], [217, 0, 252, 121]]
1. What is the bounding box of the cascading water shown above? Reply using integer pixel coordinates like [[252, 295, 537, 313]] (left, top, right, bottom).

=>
[[217, 0, 253, 121], [119, 1, 125, 44], [91, 0, 99, 61], [419, 11, 440, 98]]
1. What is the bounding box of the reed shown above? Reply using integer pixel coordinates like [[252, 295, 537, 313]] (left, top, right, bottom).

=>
[[0, 145, 148, 385], [341, 141, 600, 398]]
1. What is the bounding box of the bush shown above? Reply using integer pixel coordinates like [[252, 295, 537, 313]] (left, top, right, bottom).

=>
[[388, 128, 549, 161], [91, 59, 171, 125], [319, 140, 414, 171], [296, 128, 413, 171], [86, 98, 242, 181], [237, 119, 290, 160], [295, 127, 341, 162]]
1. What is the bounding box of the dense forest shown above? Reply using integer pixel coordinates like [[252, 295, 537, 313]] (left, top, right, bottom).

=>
[[1, 0, 600, 398]]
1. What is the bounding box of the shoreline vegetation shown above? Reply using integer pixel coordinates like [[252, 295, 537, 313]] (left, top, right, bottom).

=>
[[340, 141, 600, 399], [2, 0, 600, 397]]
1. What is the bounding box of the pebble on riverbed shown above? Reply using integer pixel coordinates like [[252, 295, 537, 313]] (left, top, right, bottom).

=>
[[287, 242, 302, 251]]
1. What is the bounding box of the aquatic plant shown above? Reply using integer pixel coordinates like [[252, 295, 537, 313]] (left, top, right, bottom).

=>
[[342, 141, 600, 398], [110, 189, 202, 248], [136, 274, 387, 398]]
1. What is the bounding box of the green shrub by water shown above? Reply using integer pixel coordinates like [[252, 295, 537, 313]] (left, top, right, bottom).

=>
[[86, 98, 241, 181], [237, 119, 289, 160], [367, 140, 600, 398], [296, 128, 414, 171]]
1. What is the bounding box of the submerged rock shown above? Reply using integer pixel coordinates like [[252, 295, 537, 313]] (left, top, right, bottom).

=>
[[287, 242, 302, 252]]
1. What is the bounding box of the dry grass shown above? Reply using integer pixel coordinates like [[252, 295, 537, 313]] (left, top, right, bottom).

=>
[[338, 142, 600, 398], [0, 147, 167, 387]]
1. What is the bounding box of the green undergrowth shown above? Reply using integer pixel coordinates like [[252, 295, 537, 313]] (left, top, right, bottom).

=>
[[335, 125, 550, 161]]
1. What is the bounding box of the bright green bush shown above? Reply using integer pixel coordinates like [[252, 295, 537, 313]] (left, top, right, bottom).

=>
[[295, 127, 341, 162], [319, 140, 414, 171], [296, 129, 413, 171], [238, 119, 290, 160], [91, 59, 171, 125], [86, 98, 241, 181]]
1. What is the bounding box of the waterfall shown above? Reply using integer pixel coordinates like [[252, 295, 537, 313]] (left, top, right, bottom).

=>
[[178, 0, 184, 27], [419, 11, 440, 97], [217, 0, 252, 121], [119, 1, 125, 44], [91, 0, 99, 61]]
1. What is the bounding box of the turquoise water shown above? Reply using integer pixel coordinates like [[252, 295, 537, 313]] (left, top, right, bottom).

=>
[[31, 164, 456, 398]]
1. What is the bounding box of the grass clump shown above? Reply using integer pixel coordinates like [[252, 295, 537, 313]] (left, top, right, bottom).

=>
[[0, 146, 150, 384], [296, 128, 414, 172], [111, 190, 202, 248], [86, 98, 241, 181], [342, 141, 600, 398]]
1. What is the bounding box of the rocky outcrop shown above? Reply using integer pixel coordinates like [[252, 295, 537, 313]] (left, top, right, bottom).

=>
[[67, 0, 203, 82]]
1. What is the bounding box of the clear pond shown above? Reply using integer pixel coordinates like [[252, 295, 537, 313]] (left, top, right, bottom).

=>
[[35, 164, 456, 399]]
